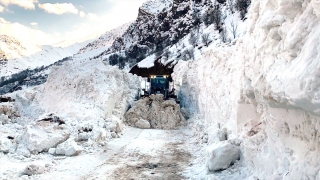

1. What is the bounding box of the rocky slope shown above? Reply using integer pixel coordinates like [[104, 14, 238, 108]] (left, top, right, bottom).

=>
[[95, 0, 236, 67]]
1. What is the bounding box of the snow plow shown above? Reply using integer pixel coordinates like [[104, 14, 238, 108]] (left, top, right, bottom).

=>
[[126, 60, 186, 130], [129, 60, 178, 101]]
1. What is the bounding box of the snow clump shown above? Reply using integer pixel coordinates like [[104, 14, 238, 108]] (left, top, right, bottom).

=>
[[55, 138, 83, 156], [23, 163, 45, 176], [206, 141, 240, 172], [19, 120, 70, 154]]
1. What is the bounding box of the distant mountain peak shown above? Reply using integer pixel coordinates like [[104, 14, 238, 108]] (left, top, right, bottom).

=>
[[76, 22, 131, 56]]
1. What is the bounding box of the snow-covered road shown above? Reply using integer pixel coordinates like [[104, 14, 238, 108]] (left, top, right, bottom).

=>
[[35, 127, 192, 180]]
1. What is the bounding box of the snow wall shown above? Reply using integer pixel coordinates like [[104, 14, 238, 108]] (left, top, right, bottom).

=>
[[173, 0, 320, 179]]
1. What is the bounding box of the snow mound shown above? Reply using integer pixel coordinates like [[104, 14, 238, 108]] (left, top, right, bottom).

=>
[[125, 94, 186, 130], [35, 59, 140, 124], [0, 59, 140, 158]]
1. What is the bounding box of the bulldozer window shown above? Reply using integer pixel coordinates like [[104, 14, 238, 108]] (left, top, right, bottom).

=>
[[159, 79, 166, 84]]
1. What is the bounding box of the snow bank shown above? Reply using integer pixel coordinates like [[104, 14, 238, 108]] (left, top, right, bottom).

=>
[[174, 0, 320, 178], [35, 60, 139, 122]]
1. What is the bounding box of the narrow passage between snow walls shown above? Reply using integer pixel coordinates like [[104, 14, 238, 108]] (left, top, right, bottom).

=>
[[0, 59, 198, 180]]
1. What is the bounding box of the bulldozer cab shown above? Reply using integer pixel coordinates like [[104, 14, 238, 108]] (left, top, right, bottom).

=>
[[139, 75, 176, 100], [129, 59, 177, 100], [148, 75, 170, 95]]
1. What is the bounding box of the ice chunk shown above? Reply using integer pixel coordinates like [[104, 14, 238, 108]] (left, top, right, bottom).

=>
[[16, 144, 31, 157], [0, 138, 13, 153], [135, 119, 151, 129], [56, 138, 83, 156], [206, 141, 240, 171], [20, 121, 70, 153]]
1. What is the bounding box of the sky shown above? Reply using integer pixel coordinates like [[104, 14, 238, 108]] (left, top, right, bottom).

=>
[[0, 0, 147, 46]]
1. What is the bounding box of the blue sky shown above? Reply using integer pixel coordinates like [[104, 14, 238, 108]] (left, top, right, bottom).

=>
[[0, 0, 147, 45]]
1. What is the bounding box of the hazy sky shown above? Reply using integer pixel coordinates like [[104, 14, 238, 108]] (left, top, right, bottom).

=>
[[0, 0, 147, 45]]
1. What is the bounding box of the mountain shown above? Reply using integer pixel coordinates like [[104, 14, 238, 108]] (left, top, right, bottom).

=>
[[0, 22, 131, 77], [140, 0, 173, 15], [0, 35, 41, 61], [0, 37, 91, 77], [73, 22, 131, 61], [93, 0, 249, 68]]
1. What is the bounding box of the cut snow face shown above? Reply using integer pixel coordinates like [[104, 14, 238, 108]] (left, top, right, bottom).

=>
[[171, 0, 320, 179], [125, 94, 186, 130], [34, 59, 139, 122]]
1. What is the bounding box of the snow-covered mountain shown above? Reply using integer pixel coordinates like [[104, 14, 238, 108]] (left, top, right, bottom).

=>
[[0, 22, 130, 77], [0, 39, 91, 77], [73, 22, 131, 61], [92, 0, 249, 69], [0, 35, 41, 61]]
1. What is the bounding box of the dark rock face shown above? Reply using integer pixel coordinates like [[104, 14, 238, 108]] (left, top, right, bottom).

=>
[[217, 0, 226, 3], [0, 96, 15, 103], [97, 0, 216, 66], [94, 0, 250, 69]]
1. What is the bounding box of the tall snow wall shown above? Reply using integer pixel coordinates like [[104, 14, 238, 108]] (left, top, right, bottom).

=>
[[173, 0, 320, 179]]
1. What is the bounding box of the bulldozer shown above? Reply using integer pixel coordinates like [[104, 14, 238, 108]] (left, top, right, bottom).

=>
[[129, 59, 178, 101], [140, 75, 177, 99]]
